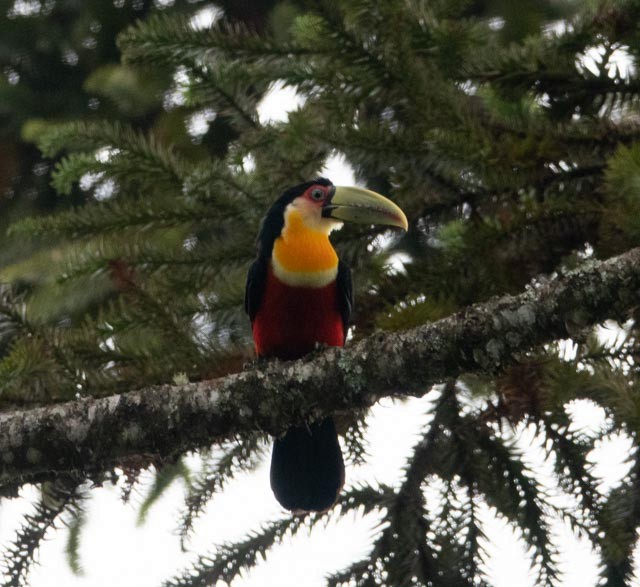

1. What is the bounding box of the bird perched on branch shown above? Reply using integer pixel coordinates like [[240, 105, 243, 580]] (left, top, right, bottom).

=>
[[245, 178, 408, 512]]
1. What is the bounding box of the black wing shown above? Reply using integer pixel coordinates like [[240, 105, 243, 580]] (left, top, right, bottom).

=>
[[245, 256, 268, 323], [336, 260, 353, 341]]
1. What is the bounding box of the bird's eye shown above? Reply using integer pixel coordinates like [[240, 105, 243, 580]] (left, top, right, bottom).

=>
[[310, 188, 324, 201]]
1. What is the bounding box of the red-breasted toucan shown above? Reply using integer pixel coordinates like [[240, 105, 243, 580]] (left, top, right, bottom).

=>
[[245, 178, 408, 512]]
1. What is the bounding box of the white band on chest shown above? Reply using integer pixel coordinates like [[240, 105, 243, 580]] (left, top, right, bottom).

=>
[[271, 258, 338, 288]]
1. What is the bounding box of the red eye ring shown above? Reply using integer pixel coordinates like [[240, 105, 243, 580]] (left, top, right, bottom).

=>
[[310, 188, 324, 201]]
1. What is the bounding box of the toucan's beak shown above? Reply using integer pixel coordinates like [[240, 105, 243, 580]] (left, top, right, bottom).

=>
[[322, 186, 408, 231]]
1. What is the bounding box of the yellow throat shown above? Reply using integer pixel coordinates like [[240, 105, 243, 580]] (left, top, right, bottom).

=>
[[271, 209, 339, 287]]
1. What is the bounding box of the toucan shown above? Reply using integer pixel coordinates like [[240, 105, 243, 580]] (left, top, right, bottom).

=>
[[245, 178, 408, 512]]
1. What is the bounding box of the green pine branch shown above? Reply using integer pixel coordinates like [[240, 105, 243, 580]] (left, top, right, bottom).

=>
[[1, 478, 84, 587], [179, 434, 266, 547], [118, 13, 324, 68]]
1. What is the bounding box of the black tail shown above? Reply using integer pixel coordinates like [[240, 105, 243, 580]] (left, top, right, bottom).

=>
[[270, 417, 345, 512]]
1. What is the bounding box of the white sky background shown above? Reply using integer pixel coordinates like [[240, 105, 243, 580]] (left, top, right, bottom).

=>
[[1, 58, 638, 587]]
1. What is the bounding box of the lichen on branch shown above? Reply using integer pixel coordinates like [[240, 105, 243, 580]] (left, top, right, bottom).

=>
[[1, 246, 639, 494]]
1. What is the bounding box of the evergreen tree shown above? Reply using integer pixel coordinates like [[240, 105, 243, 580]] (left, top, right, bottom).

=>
[[3, 0, 640, 585]]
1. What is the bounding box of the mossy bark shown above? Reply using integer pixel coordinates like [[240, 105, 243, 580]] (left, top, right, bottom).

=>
[[1, 246, 640, 493]]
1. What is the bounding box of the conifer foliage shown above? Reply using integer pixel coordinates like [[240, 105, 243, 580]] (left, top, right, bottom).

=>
[[3, 0, 640, 585]]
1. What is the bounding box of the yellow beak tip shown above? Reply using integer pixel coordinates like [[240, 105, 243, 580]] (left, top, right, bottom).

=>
[[328, 186, 409, 231]]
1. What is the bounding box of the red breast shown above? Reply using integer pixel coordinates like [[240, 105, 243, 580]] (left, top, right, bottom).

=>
[[252, 267, 344, 360]]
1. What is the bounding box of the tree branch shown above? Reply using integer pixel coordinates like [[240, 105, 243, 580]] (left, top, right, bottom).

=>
[[2, 247, 640, 493]]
